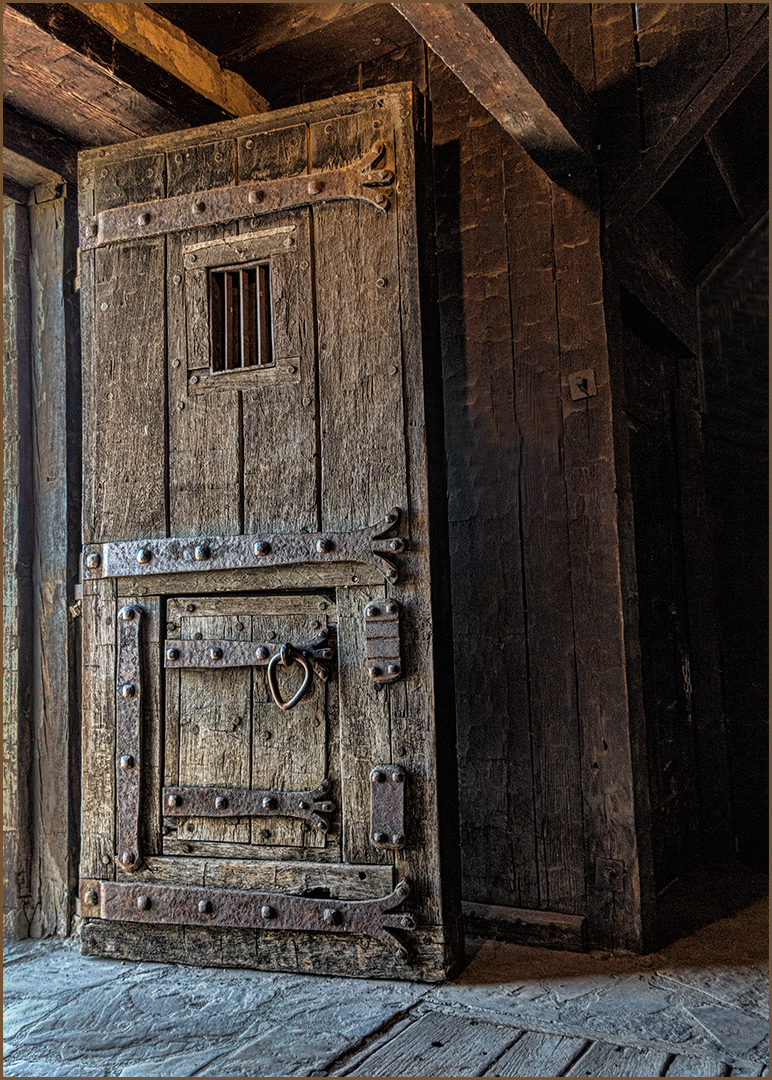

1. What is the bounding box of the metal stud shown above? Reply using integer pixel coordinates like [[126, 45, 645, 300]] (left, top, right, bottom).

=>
[[84, 890, 98, 906], [391, 833, 405, 846], [120, 755, 135, 770], [391, 769, 404, 783], [316, 538, 332, 554], [248, 188, 263, 204], [121, 684, 136, 699], [384, 602, 398, 614], [192, 199, 205, 214], [387, 664, 400, 677], [261, 905, 275, 919], [167, 794, 181, 808], [366, 605, 380, 617], [395, 947, 409, 963], [209, 647, 223, 661], [166, 648, 180, 661], [308, 179, 324, 195], [373, 832, 388, 844], [298, 800, 310, 811], [85, 552, 101, 570], [137, 895, 151, 910], [369, 666, 382, 678], [214, 796, 228, 810], [121, 851, 136, 866], [389, 540, 403, 552], [255, 646, 269, 660], [122, 607, 136, 621], [400, 915, 415, 929], [194, 545, 211, 561], [254, 540, 271, 555], [137, 212, 151, 226], [370, 769, 385, 782], [262, 797, 276, 810], [323, 908, 342, 925], [198, 899, 212, 914], [136, 548, 152, 564], [186, 604, 196, 612]]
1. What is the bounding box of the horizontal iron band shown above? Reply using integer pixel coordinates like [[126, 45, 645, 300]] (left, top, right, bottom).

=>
[[163, 780, 334, 831], [165, 636, 333, 681]]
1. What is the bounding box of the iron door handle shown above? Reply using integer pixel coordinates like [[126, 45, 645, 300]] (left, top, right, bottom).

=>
[[266, 642, 314, 710]]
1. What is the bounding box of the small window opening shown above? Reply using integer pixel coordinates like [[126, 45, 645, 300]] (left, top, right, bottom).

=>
[[209, 262, 273, 372]]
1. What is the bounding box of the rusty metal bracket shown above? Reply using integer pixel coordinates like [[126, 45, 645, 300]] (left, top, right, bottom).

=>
[[84, 508, 406, 584], [116, 604, 143, 872], [364, 599, 401, 683], [79, 878, 416, 961], [165, 629, 334, 682], [79, 143, 394, 251], [370, 765, 407, 850], [163, 777, 335, 833]]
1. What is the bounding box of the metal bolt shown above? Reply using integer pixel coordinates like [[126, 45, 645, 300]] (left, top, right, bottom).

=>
[[84, 890, 98, 906], [86, 552, 101, 570], [262, 797, 276, 810], [375, 193, 385, 205], [172, 358, 181, 368], [376, 278, 386, 288], [194, 544, 211, 561], [198, 899, 212, 914], [215, 796, 228, 810], [262, 731, 272, 740], [255, 646, 269, 660], [400, 915, 414, 929], [391, 769, 404, 783], [284, 236, 294, 247], [323, 908, 342, 925], [389, 540, 402, 552], [192, 199, 205, 214], [186, 604, 196, 612], [316, 538, 332, 554], [260, 829, 271, 839], [248, 188, 263, 204], [370, 769, 385, 783], [308, 179, 324, 195], [122, 684, 136, 699], [389, 365, 398, 375], [172, 274, 181, 285], [369, 666, 382, 678], [193, 632, 203, 640], [209, 647, 223, 660], [167, 794, 181, 807], [298, 801, 310, 811], [373, 832, 388, 844], [121, 851, 136, 866], [392, 833, 405, 846], [137, 895, 150, 910], [101, 854, 111, 865], [395, 947, 409, 963], [137, 548, 152, 564], [254, 540, 271, 555], [285, 364, 296, 374], [245, 138, 255, 149], [387, 664, 400, 676], [137, 212, 151, 226], [167, 648, 180, 661], [261, 905, 275, 919], [190, 375, 199, 385], [318, 648, 333, 660], [122, 607, 136, 621], [366, 605, 380, 617], [120, 755, 135, 770], [384, 602, 398, 614], [318, 602, 328, 611], [187, 254, 197, 265]]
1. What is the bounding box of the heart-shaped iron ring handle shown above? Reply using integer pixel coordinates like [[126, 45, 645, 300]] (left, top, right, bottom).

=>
[[267, 643, 314, 711]]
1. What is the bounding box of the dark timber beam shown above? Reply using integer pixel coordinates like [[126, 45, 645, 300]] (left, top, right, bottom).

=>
[[3, 105, 79, 183], [391, 3, 595, 178], [605, 10, 769, 225]]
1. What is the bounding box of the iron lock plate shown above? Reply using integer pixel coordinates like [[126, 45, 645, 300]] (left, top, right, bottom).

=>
[[370, 765, 407, 850], [364, 599, 402, 683]]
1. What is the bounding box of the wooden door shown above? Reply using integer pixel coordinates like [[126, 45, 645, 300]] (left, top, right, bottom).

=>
[[76, 86, 463, 981]]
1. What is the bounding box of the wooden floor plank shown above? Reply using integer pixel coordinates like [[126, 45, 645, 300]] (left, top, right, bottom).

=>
[[483, 1031, 589, 1077], [666, 1054, 730, 1076], [345, 1011, 520, 1077], [566, 1042, 671, 1077]]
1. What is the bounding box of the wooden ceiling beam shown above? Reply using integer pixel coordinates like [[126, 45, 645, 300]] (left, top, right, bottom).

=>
[[604, 10, 769, 226], [391, 3, 595, 178], [218, 3, 374, 68], [3, 105, 79, 183]]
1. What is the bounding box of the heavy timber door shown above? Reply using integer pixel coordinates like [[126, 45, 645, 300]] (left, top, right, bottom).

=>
[[76, 86, 462, 981]]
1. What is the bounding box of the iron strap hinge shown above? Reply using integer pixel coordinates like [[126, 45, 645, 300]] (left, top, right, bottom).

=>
[[116, 604, 142, 873], [84, 508, 406, 583], [163, 778, 335, 834], [165, 630, 333, 682], [79, 142, 394, 250], [79, 878, 416, 962]]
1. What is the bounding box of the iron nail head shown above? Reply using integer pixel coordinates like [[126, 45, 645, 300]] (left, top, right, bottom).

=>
[[261, 905, 275, 919], [198, 899, 212, 914], [120, 755, 135, 770], [122, 607, 136, 620], [137, 895, 150, 910], [255, 646, 269, 660], [86, 552, 101, 570], [84, 890, 98, 906], [194, 544, 211, 561], [136, 548, 152, 564], [121, 851, 136, 866], [167, 794, 181, 807], [254, 540, 271, 555], [215, 796, 228, 809], [262, 797, 276, 810], [167, 648, 180, 661], [209, 647, 223, 660], [121, 684, 136, 699], [370, 769, 385, 783]]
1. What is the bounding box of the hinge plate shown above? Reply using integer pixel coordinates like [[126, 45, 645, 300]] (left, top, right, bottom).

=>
[[370, 765, 407, 850], [364, 599, 402, 682]]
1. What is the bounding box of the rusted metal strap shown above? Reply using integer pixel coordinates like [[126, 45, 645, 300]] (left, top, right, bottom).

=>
[[371, 765, 407, 851], [79, 878, 415, 961], [165, 630, 333, 681], [116, 604, 142, 872], [84, 508, 406, 583], [163, 777, 335, 833], [364, 599, 402, 683], [79, 143, 394, 251]]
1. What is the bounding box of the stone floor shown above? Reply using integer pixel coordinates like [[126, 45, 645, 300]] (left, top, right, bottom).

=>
[[3, 888, 768, 1078]]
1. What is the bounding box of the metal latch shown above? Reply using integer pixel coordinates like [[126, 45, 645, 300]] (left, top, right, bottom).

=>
[[364, 599, 401, 683], [370, 765, 407, 850]]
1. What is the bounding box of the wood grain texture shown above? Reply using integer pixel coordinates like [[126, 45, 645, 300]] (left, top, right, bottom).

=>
[[565, 1041, 671, 1077], [483, 1031, 588, 1077], [591, 2, 640, 197]]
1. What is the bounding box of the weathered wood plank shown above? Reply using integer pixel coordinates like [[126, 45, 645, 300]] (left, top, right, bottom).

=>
[[666, 1054, 733, 1077], [163, 837, 343, 862], [463, 902, 588, 953], [348, 1010, 520, 1077], [591, 2, 640, 197], [2, 104, 78, 183], [168, 594, 336, 619], [483, 1031, 589, 1077], [565, 1042, 671, 1076], [536, 4, 596, 93], [393, 2, 594, 178]]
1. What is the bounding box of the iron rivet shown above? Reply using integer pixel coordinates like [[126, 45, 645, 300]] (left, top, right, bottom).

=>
[[369, 666, 382, 678], [86, 552, 101, 570], [316, 538, 332, 554], [121, 851, 136, 866], [389, 365, 398, 375], [174, 153, 183, 163], [137, 548, 152, 564], [318, 602, 328, 611], [245, 139, 255, 149], [194, 544, 211, 561], [248, 188, 263, 204], [366, 605, 380, 617], [325, 123, 333, 133], [172, 274, 181, 285], [190, 375, 199, 385], [262, 797, 276, 810], [284, 236, 294, 247], [172, 358, 181, 368], [395, 947, 409, 963], [308, 179, 323, 195], [122, 684, 136, 699], [302, 396, 312, 406], [400, 915, 413, 929], [262, 730, 272, 740], [396, 745, 407, 757], [389, 540, 402, 551], [260, 829, 271, 839], [186, 604, 196, 612], [214, 152, 223, 162], [261, 905, 275, 919], [391, 770, 404, 782], [285, 364, 296, 374], [298, 801, 310, 811], [256, 646, 269, 660], [373, 832, 388, 844], [137, 212, 151, 226], [215, 796, 228, 809], [167, 648, 180, 661], [88, 221, 98, 236], [370, 770, 385, 783], [187, 254, 197, 264], [387, 664, 400, 676], [198, 899, 212, 914], [385, 602, 398, 613], [100, 301, 109, 311], [300, 260, 309, 271], [101, 854, 111, 865], [376, 278, 386, 288], [146, 168, 154, 178], [167, 794, 181, 807], [324, 908, 342, 925], [254, 540, 271, 555], [375, 193, 385, 205], [193, 632, 203, 640], [209, 647, 223, 660], [267, 631, 276, 640], [137, 895, 150, 910], [84, 890, 98, 906], [192, 199, 205, 214], [387, 512, 397, 522], [392, 833, 405, 845], [120, 755, 135, 770]]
